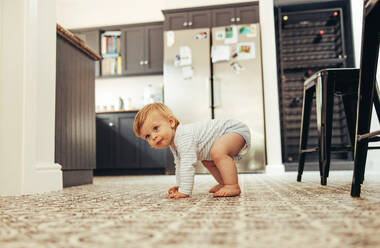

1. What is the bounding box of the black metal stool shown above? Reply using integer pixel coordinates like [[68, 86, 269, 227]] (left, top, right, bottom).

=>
[[350, 0, 380, 197], [297, 68, 360, 185], [298, 0, 380, 196]]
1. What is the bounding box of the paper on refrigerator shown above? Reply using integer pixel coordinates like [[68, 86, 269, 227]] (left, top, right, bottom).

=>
[[179, 46, 192, 66], [237, 42, 256, 60], [211, 45, 230, 63]]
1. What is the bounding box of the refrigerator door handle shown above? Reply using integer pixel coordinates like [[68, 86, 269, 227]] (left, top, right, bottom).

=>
[[213, 76, 221, 108], [207, 77, 212, 108]]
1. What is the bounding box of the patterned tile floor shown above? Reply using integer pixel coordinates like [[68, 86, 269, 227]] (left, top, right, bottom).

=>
[[1, 171, 380, 248]]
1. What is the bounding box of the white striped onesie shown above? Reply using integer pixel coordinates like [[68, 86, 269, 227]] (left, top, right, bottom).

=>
[[169, 119, 251, 195]]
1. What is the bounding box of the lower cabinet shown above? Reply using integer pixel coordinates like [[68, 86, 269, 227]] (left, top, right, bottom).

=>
[[96, 111, 167, 174]]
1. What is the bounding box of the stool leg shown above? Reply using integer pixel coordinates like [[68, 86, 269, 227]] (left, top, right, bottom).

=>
[[298, 87, 314, 182], [342, 93, 358, 152], [373, 81, 380, 121], [318, 76, 335, 186], [351, 10, 379, 197]]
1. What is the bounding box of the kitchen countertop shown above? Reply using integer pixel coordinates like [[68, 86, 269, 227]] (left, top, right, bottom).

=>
[[96, 110, 139, 114], [56, 23, 101, 61]]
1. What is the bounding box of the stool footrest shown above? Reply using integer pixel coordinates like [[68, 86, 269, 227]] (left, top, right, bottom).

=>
[[330, 146, 352, 152], [368, 146, 380, 150], [300, 148, 318, 153], [358, 130, 380, 141]]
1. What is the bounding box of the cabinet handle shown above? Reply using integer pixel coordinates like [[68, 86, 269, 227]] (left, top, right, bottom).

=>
[[144, 60, 149, 65], [108, 122, 114, 127], [188, 21, 192, 26], [183, 22, 188, 26], [140, 61, 144, 65], [230, 17, 235, 22], [236, 17, 240, 22]]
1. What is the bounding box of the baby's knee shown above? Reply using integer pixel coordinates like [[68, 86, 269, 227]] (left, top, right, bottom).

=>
[[210, 150, 230, 163]]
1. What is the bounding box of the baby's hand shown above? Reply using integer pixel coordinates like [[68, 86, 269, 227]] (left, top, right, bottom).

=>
[[168, 186, 179, 194], [166, 191, 189, 199]]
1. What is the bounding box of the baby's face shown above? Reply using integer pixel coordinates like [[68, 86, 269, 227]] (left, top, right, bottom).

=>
[[140, 110, 176, 149]]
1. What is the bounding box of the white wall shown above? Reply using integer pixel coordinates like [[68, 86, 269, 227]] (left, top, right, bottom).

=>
[[96, 75, 163, 111], [0, 0, 62, 196]]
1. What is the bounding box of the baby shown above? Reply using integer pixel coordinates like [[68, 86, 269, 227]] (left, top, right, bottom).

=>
[[133, 103, 251, 199]]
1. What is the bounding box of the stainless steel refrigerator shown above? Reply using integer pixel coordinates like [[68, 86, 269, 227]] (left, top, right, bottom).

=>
[[164, 24, 266, 173]]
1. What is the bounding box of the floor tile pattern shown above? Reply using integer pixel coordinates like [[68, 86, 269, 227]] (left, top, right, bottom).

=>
[[1, 171, 380, 248]]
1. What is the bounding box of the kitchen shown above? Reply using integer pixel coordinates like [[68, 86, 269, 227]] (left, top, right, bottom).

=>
[[60, 0, 282, 178], [2, 1, 380, 247], [59, 0, 378, 177]]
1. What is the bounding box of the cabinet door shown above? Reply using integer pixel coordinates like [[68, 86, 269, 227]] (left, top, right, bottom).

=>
[[212, 8, 235, 27], [188, 10, 212, 29], [121, 27, 145, 75], [140, 141, 167, 169], [144, 25, 163, 74], [164, 12, 188, 30], [235, 5, 259, 24], [118, 113, 140, 168], [96, 116, 118, 169]]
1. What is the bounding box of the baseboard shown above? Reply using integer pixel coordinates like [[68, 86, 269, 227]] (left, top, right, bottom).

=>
[[284, 160, 354, 172], [62, 170, 93, 187], [24, 162, 63, 195], [94, 168, 166, 176]]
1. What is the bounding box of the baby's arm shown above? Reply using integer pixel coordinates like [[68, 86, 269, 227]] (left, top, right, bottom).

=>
[[166, 190, 189, 199]]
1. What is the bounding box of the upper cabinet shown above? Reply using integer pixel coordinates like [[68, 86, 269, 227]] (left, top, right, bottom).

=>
[[163, 2, 259, 30], [71, 22, 163, 78], [212, 5, 259, 27], [164, 10, 212, 30], [122, 24, 163, 75]]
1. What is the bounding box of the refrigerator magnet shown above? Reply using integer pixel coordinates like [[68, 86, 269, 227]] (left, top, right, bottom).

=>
[[224, 26, 238, 44], [195, 31, 208, 39], [215, 30, 225, 40], [239, 25, 251, 34], [246, 25, 257, 37], [230, 61, 244, 74], [166, 31, 175, 47], [237, 42, 256, 60]]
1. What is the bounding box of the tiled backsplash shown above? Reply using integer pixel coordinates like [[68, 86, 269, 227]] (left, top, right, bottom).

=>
[[95, 75, 163, 112]]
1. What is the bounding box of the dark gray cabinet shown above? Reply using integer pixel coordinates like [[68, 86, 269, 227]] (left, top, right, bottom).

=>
[[56, 24, 101, 187], [71, 22, 163, 77], [71, 30, 101, 77], [163, 3, 259, 30], [164, 10, 212, 30], [212, 5, 259, 26], [96, 112, 167, 173], [121, 24, 163, 75]]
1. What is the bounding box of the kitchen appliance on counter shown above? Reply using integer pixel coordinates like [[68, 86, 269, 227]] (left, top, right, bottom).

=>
[[164, 24, 266, 173]]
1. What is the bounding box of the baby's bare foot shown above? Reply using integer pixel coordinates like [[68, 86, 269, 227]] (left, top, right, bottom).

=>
[[213, 184, 241, 197], [209, 184, 224, 193]]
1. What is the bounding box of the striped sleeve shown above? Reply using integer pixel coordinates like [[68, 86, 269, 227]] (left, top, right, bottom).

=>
[[174, 158, 180, 187], [176, 132, 197, 195]]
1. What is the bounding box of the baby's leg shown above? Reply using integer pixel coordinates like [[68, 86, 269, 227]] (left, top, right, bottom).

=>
[[202, 160, 224, 193], [210, 133, 245, 197]]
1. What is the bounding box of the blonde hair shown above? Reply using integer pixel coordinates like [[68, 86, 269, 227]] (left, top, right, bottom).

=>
[[133, 103, 180, 137]]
